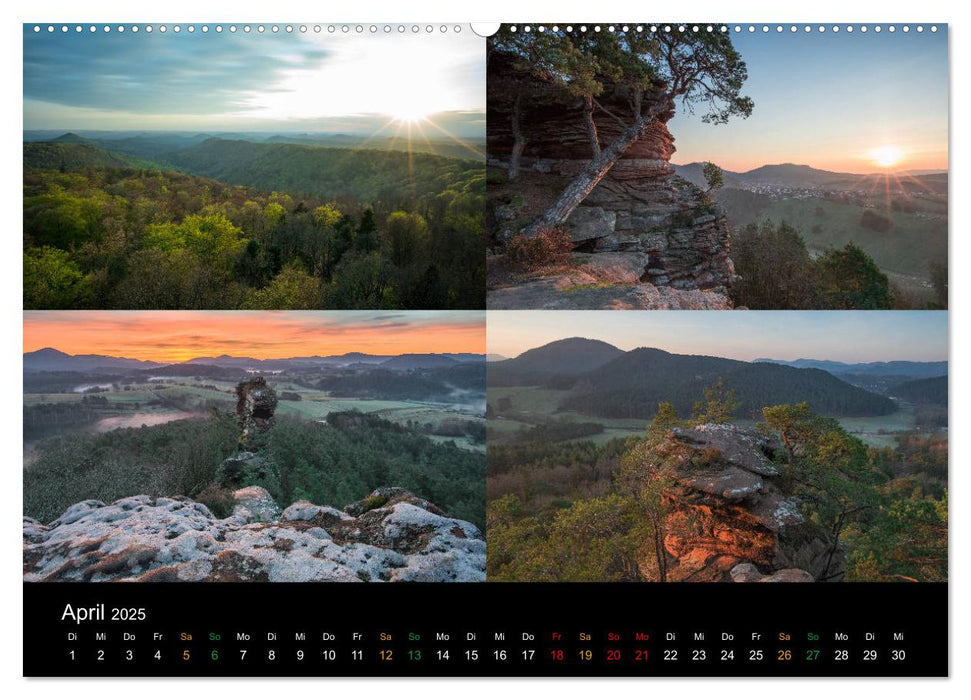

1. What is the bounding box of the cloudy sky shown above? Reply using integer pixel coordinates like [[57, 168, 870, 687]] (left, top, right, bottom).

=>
[[488, 311, 948, 363], [23, 26, 486, 136], [24, 311, 485, 362], [668, 27, 949, 173]]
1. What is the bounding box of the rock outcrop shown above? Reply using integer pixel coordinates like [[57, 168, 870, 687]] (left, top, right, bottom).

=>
[[649, 423, 841, 582], [486, 254, 733, 310], [488, 51, 737, 295], [23, 487, 485, 583], [235, 377, 277, 450], [217, 377, 278, 486]]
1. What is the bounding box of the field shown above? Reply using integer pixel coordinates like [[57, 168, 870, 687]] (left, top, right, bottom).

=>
[[25, 378, 487, 458], [487, 385, 649, 446]]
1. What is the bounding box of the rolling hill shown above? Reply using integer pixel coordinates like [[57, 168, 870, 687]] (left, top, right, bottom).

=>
[[487, 337, 625, 387], [23, 142, 158, 171], [889, 375, 948, 406], [561, 349, 897, 418], [490, 340, 899, 419], [166, 138, 483, 203]]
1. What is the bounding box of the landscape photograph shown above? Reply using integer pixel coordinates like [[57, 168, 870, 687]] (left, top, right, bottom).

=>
[[486, 310, 947, 583], [23, 27, 486, 309], [486, 26, 947, 310], [23, 310, 487, 582]]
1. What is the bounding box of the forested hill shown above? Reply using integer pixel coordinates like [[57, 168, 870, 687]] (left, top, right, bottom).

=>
[[491, 341, 896, 419], [167, 138, 484, 204], [23, 137, 485, 310], [890, 375, 948, 406], [487, 338, 624, 387], [559, 348, 897, 418], [23, 142, 159, 171]]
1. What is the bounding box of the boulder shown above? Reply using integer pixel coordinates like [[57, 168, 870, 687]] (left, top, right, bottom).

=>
[[233, 486, 281, 523], [730, 562, 814, 583], [564, 206, 617, 244]]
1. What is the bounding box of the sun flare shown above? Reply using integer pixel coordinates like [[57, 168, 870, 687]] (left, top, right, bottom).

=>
[[869, 145, 904, 169], [392, 110, 427, 125]]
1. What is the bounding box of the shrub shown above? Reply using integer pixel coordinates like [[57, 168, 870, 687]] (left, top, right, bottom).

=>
[[505, 226, 573, 270], [195, 483, 236, 519]]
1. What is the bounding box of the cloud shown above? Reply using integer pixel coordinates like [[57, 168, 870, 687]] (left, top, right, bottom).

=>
[[24, 29, 329, 115], [23, 311, 485, 361], [23, 28, 486, 131]]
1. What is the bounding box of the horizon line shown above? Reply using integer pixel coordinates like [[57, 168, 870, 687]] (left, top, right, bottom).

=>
[[24, 346, 484, 365]]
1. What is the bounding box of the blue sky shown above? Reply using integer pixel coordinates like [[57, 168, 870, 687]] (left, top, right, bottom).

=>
[[667, 27, 949, 172], [23, 26, 486, 135], [488, 311, 948, 363]]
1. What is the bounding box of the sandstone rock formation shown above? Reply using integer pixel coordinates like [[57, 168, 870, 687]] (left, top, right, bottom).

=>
[[486, 256, 733, 311], [488, 51, 738, 300], [217, 377, 279, 486], [235, 377, 278, 450], [23, 487, 485, 583], [651, 423, 842, 582]]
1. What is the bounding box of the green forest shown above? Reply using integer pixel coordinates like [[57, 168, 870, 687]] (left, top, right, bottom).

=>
[[24, 410, 485, 530], [730, 220, 947, 310], [24, 140, 485, 309], [487, 395, 947, 584]]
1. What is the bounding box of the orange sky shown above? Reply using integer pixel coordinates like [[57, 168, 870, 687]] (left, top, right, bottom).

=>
[[23, 311, 485, 363]]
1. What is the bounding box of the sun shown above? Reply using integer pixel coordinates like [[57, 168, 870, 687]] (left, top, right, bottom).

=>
[[869, 145, 904, 169], [391, 109, 427, 125]]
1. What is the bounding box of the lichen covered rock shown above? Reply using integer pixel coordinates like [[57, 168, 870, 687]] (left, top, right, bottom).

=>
[[24, 488, 485, 583]]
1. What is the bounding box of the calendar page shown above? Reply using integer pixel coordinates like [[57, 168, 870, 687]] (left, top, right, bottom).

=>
[[21, 22, 948, 678]]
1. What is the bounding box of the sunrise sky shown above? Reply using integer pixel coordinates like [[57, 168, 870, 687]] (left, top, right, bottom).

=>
[[24, 311, 485, 363], [668, 27, 948, 173], [488, 311, 948, 364], [23, 25, 486, 137]]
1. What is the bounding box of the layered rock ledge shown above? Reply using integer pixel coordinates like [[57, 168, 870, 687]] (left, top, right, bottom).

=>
[[487, 51, 738, 300], [654, 424, 841, 582]]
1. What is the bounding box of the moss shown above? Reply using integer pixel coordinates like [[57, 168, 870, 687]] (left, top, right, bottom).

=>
[[357, 493, 390, 514]]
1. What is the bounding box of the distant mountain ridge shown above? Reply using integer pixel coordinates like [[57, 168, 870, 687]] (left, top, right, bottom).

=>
[[24, 130, 486, 161], [23, 348, 164, 373], [24, 348, 484, 373], [674, 161, 947, 193], [490, 339, 899, 419], [756, 358, 948, 377]]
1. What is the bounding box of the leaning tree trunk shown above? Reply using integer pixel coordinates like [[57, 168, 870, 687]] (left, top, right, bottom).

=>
[[582, 94, 601, 158], [509, 93, 526, 183], [522, 110, 660, 238]]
